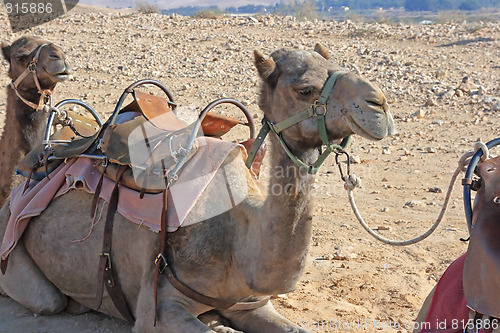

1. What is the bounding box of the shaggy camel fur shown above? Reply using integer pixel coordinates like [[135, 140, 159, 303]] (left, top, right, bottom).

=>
[[0, 36, 71, 205], [0, 45, 394, 332]]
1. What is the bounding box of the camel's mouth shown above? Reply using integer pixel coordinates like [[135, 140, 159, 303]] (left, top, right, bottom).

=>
[[53, 70, 73, 81], [346, 110, 394, 141], [43, 66, 73, 82], [54, 74, 71, 81]]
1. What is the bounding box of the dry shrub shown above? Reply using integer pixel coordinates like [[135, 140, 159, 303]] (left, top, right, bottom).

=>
[[193, 9, 226, 19], [134, 0, 159, 14]]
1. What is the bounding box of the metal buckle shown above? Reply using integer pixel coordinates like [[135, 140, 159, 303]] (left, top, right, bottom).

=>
[[313, 101, 327, 116], [99, 252, 112, 270], [155, 253, 168, 274], [28, 61, 37, 72]]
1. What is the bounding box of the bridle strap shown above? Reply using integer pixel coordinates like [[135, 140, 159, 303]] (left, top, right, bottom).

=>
[[245, 71, 350, 174], [9, 43, 53, 111]]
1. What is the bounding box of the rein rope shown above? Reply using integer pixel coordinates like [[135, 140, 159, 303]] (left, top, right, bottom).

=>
[[10, 44, 53, 112], [339, 142, 490, 246]]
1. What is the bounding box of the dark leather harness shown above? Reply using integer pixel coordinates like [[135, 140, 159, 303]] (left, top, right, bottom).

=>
[[10, 43, 54, 112]]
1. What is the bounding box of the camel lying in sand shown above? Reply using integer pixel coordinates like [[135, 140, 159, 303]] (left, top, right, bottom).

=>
[[0, 36, 72, 205], [0, 44, 394, 332]]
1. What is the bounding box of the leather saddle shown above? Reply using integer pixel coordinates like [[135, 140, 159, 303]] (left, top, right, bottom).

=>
[[463, 155, 500, 318], [17, 81, 263, 194]]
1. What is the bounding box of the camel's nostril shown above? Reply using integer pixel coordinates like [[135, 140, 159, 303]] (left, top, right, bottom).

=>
[[366, 100, 382, 107], [49, 54, 61, 60], [366, 100, 386, 111]]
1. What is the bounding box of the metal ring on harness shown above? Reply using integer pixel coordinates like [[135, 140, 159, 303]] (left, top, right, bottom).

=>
[[463, 137, 500, 232]]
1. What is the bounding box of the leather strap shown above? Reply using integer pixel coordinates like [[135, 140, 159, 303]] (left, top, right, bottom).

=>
[[0, 256, 8, 275], [95, 166, 134, 323], [227, 297, 271, 311], [164, 264, 236, 310], [245, 71, 351, 174], [164, 263, 271, 311], [91, 169, 105, 217], [153, 159, 171, 326], [10, 44, 53, 111]]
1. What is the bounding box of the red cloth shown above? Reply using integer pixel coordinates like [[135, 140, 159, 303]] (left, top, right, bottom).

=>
[[421, 253, 468, 332], [421, 253, 492, 333]]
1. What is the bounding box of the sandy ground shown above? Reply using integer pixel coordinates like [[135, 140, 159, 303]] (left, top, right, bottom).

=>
[[0, 4, 500, 332]]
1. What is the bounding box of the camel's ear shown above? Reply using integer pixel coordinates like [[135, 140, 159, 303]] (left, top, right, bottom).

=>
[[314, 43, 330, 60], [1, 42, 11, 62], [254, 50, 276, 81]]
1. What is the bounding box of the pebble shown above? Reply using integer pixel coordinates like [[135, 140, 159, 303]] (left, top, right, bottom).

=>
[[426, 147, 436, 153], [412, 109, 426, 118], [350, 155, 361, 164], [493, 103, 500, 112], [404, 201, 424, 208], [382, 147, 391, 155], [442, 90, 455, 99], [428, 187, 443, 193], [458, 76, 478, 93], [425, 99, 437, 107]]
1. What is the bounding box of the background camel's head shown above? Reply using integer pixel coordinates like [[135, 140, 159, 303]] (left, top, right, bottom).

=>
[[254, 44, 395, 150], [1, 36, 72, 91]]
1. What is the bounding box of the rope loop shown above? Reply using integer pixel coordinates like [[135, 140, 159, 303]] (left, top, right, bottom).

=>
[[341, 141, 490, 246], [474, 141, 490, 162]]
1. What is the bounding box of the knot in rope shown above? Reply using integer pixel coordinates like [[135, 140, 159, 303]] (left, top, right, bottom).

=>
[[344, 174, 361, 191], [458, 141, 490, 172]]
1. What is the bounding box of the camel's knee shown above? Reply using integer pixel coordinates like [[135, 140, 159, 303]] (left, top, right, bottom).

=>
[[65, 297, 90, 315], [134, 299, 214, 333]]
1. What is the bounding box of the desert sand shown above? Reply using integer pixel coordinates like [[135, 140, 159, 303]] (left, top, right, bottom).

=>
[[1, 5, 500, 332]]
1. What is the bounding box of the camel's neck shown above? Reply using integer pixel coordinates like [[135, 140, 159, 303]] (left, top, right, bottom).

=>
[[6, 86, 46, 153], [249, 135, 317, 294]]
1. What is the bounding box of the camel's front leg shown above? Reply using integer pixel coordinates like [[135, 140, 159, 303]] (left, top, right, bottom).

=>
[[134, 279, 219, 333], [0, 241, 67, 315], [221, 301, 312, 333], [0, 203, 67, 315]]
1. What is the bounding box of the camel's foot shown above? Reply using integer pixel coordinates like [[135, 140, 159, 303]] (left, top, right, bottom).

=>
[[65, 297, 90, 315], [0, 242, 67, 315], [0, 285, 6, 297], [199, 311, 243, 333], [221, 301, 312, 333]]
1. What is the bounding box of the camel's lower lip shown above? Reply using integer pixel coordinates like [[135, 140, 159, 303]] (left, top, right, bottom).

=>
[[346, 115, 387, 140], [54, 74, 72, 81]]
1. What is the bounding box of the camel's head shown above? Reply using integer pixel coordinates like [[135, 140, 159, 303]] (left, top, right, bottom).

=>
[[1, 36, 72, 91], [254, 44, 395, 150]]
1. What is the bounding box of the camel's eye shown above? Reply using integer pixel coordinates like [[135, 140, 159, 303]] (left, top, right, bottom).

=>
[[15, 54, 28, 62], [297, 86, 317, 97]]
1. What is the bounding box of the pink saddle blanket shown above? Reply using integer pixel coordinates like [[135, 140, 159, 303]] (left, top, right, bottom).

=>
[[420, 253, 493, 333], [1, 137, 242, 262]]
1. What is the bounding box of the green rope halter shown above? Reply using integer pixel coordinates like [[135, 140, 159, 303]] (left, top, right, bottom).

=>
[[246, 71, 351, 175]]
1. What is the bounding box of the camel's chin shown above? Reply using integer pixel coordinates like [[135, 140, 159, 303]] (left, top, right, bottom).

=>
[[346, 114, 394, 141]]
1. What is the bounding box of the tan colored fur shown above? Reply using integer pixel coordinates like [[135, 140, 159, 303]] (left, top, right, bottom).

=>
[[0, 44, 394, 333]]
